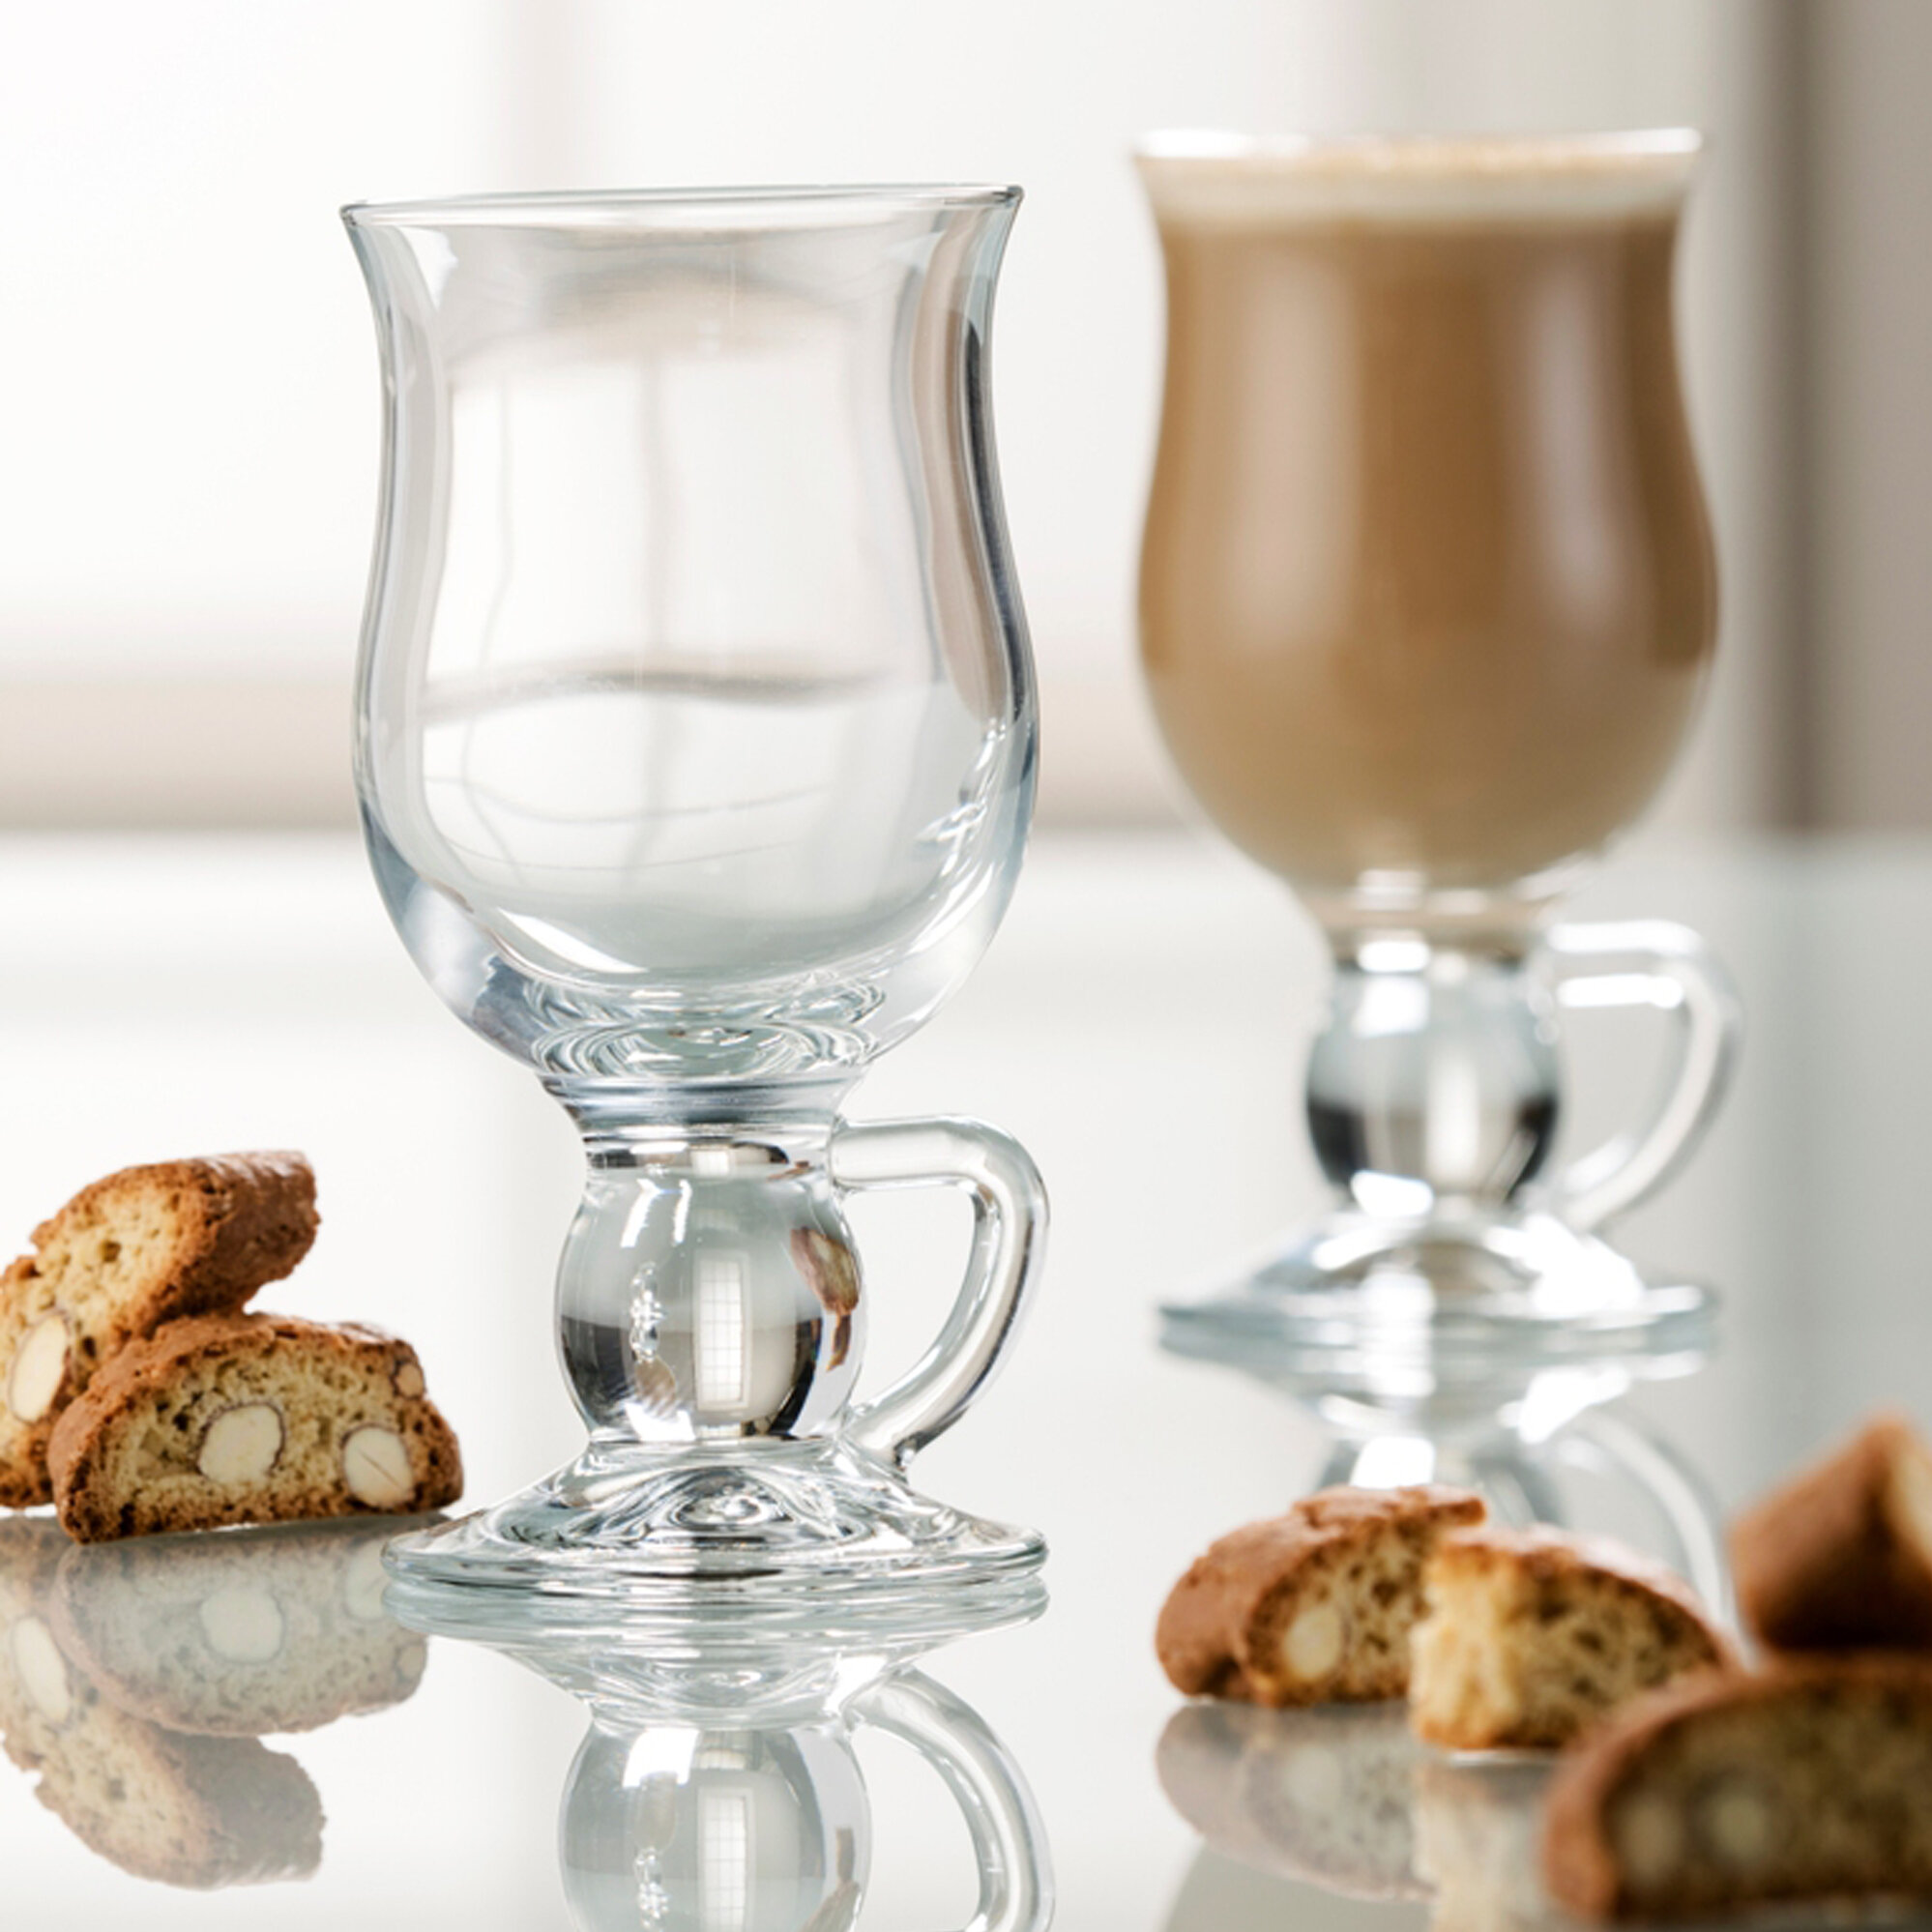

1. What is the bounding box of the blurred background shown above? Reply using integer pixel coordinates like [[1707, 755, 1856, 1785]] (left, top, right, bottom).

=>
[[0, 0, 1924, 837]]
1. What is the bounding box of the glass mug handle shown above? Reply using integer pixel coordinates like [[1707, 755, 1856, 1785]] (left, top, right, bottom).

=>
[[855, 1669, 1054, 1932], [829, 1118, 1047, 1469], [1541, 921, 1743, 1233]]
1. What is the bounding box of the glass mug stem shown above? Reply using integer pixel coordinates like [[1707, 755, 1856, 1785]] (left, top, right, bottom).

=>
[[554, 1114, 1046, 1470], [1307, 922, 1741, 1234]]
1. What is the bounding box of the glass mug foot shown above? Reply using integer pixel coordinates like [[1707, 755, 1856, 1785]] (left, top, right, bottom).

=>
[[386, 1436, 1044, 1603], [1161, 1208, 1715, 1398], [1164, 919, 1737, 1402]]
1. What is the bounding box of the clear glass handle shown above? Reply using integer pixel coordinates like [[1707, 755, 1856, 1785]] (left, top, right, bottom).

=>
[[831, 1119, 1046, 1469], [856, 1669, 1054, 1932], [1544, 921, 1743, 1232]]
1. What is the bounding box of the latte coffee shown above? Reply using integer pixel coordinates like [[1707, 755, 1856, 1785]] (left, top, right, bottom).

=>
[[1137, 135, 1715, 908]]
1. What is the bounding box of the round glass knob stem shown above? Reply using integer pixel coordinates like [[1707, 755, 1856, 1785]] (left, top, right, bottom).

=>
[[1303, 923, 1741, 1235], [1306, 942, 1561, 1217], [558, 1127, 864, 1447]]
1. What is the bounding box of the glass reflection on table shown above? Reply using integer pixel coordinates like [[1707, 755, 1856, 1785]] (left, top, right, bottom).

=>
[[387, 1575, 1054, 1932]]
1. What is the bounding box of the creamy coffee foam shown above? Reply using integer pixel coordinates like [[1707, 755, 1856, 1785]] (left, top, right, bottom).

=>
[[1137, 131, 1700, 224], [1137, 136, 1715, 904]]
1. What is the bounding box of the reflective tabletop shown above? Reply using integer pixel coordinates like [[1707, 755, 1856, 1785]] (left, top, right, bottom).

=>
[[1, 828, 1928, 1928]]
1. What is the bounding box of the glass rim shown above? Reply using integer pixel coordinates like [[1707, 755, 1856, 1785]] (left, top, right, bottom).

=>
[[341, 183, 1022, 230]]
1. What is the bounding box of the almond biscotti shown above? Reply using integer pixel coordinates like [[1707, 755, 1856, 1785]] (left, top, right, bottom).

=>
[[47, 1313, 461, 1541], [1156, 1485, 1487, 1706], [0, 1154, 319, 1508], [1410, 1525, 1733, 1749], [1541, 1657, 1932, 1919], [1732, 1412, 1932, 1653]]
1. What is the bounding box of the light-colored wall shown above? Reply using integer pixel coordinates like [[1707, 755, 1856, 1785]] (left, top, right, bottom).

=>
[[1804, 0, 1932, 828]]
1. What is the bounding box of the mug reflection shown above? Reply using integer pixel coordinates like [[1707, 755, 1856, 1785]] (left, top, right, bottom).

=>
[[389, 1581, 1052, 1932]]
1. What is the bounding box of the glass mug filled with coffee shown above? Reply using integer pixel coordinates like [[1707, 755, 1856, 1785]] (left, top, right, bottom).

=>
[[1136, 132, 1741, 1381]]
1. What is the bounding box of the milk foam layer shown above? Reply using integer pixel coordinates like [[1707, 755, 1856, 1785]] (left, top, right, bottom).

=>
[[1137, 131, 1700, 224]]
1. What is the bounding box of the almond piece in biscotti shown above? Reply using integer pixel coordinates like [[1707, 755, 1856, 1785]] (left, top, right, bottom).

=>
[[197, 1404, 286, 1487], [7, 1314, 70, 1424], [340, 1428, 414, 1510]]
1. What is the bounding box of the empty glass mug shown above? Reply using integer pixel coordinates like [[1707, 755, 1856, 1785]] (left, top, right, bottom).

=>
[[1136, 134, 1741, 1375], [344, 186, 1044, 1598]]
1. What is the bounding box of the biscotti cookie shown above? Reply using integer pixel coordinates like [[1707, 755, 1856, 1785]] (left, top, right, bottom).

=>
[[1541, 1657, 1932, 1919], [1732, 1412, 1932, 1653], [1157, 1486, 1486, 1706], [1156, 1701, 1428, 1900], [51, 1522, 426, 1735], [48, 1313, 461, 1540], [0, 1153, 319, 1508], [1410, 1526, 1733, 1749]]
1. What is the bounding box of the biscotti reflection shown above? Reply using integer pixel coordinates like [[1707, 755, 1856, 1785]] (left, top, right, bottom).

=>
[[52, 1518, 425, 1734], [1413, 1757, 1550, 1932], [0, 1517, 427, 1888], [1157, 1701, 1428, 1901], [1156, 1701, 1562, 1932]]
